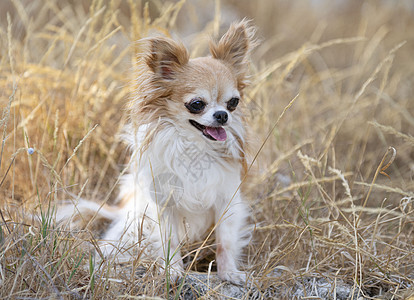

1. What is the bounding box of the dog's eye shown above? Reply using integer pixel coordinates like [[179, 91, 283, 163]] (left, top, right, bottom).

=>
[[186, 98, 206, 113], [227, 97, 239, 111]]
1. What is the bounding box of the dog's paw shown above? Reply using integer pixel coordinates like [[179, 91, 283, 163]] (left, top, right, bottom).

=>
[[218, 270, 248, 286]]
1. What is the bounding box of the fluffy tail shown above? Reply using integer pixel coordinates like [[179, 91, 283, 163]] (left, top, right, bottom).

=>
[[56, 199, 119, 238]]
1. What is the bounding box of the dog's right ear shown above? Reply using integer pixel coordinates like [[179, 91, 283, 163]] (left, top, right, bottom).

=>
[[210, 20, 256, 89], [144, 37, 189, 80]]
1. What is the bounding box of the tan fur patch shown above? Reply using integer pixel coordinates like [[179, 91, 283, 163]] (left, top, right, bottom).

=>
[[130, 20, 256, 170], [71, 210, 113, 238]]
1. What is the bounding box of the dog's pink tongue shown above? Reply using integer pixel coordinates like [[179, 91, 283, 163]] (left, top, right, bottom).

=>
[[205, 126, 227, 141]]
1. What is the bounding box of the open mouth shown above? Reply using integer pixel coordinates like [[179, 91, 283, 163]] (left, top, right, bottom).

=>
[[189, 120, 227, 141]]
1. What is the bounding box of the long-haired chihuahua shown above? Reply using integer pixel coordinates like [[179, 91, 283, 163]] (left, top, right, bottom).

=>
[[60, 20, 256, 285]]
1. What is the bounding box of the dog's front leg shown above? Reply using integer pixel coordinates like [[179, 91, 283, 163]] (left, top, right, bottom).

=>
[[215, 194, 249, 285]]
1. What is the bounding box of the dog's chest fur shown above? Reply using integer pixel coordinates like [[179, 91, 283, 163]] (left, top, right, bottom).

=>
[[119, 124, 243, 242]]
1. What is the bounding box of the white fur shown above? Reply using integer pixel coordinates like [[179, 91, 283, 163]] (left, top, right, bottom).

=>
[[102, 120, 250, 283], [60, 117, 250, 284]]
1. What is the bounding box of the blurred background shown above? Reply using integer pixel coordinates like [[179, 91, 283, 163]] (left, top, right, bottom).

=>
[[1, 0, 413, 200]]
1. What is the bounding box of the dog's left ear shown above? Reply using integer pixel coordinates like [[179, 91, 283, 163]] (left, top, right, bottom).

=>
[[145, 37, 189, 80], [210, 19, 256, 88]]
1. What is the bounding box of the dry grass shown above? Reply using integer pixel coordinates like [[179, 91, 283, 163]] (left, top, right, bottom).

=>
[[1, 0, 414, 299]]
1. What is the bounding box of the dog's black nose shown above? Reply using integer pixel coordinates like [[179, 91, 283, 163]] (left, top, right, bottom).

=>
[[213, 111, 228, 125]]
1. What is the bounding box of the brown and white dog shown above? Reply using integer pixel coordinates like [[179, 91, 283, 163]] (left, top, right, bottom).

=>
[[60, 20, 256, 285]]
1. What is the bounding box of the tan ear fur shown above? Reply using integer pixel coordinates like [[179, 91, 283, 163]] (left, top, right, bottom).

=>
[[209, 19, 256, 88], [145, 37, 189, 80]]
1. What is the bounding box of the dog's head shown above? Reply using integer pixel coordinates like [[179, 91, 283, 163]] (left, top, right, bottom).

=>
[[135, 20, 256, 144]]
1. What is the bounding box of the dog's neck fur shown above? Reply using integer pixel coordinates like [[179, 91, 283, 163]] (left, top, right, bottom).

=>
[[124, 121, 243, 210]]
